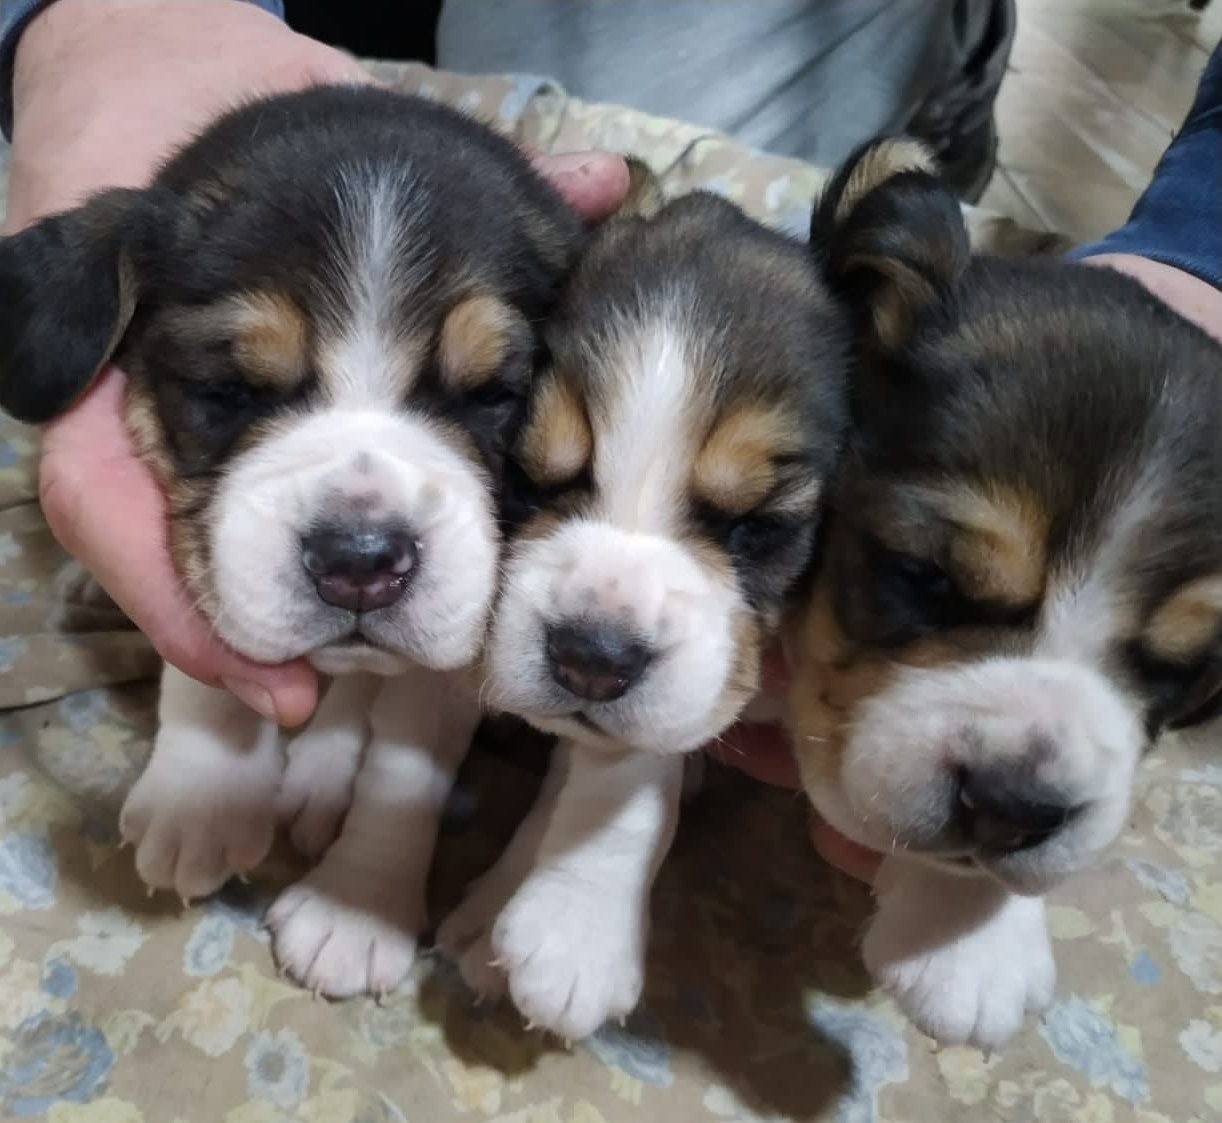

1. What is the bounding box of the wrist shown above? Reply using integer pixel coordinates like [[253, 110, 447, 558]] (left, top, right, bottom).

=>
[[15, 1, 282, 100]]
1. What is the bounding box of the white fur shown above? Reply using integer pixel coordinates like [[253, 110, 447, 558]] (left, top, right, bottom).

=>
[[210, 408, 497, 671], [438, 744, 684, 1040], [267, 666, 481, 998], [322, 163, 433, 408], [809, 656, 1143, 894], [277, 673, 379, 858], [486, 519, 740, 753], [863, 859, 1055, 1051], [120, 666, 282, 901], [484, 316, 745, 754]]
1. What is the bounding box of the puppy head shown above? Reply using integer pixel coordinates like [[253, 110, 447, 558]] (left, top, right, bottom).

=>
[[788, 139, 1222, 893], [485, 193, 850, 752], [0, 87, 581, 674]]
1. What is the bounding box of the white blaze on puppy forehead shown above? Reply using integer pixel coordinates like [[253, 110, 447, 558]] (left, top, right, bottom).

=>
[[594, 309, 702, 533], [321, 163, 433, 407], [1038, 462, 1168, 663]]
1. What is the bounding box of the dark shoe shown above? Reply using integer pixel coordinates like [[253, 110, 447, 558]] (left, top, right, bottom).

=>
[[907, 0, 1016, 203]]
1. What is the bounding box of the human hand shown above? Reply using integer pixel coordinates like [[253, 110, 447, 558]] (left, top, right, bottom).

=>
[[1083, 254, 1222, 344], [9, 0, 628, 727], [705, 643, 883, 884]]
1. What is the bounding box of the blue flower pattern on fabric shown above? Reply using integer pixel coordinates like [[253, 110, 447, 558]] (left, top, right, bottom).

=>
[[40, 958, 78, 999], [245, 1029, 310, 1109], [185, 914, 236, 977], [0, 831, 56, 908], [806, 997, 909, 1123], [0, 1011, 114, 1117], [1129, 950, 1161, 986], [1039, 996, 1149, 1104], [0, 636, 28, 673], [58, 690, 109, 735], [585, 1009, 673, 1087]]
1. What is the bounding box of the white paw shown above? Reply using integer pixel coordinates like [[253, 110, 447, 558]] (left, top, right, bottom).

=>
[[277, 741, 359, 859], [266, 869, 423, 999], [120, 739, 280, 901], [863, 888, 1055, 1050], [491, 870, 645, 1040]]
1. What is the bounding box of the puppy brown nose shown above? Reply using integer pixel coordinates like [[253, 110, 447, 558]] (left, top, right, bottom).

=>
[[546, 622, 653, 703], [957, 768, 1076, 853], [300, 525, 419, 613]]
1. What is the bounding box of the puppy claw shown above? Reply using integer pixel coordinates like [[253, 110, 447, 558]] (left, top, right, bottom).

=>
[[524, 1019, 537, 1032]]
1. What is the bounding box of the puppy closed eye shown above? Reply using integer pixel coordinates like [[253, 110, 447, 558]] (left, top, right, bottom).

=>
[[160, 374, 281, 472], [864, 541, 961, 640], [694, 502, 798, 561]]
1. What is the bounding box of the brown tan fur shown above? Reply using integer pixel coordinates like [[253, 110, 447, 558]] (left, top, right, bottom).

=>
[[229, 291, 310, 387], [935, 483, 1049, 604], [519, 373, 593, 485], [1145, 575, 1222, 663], [692, 402, 804, 518], [438, 294, 525, 392]]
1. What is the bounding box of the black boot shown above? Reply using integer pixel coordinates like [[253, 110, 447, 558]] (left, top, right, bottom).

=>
[[907, 0, 1017, 204]]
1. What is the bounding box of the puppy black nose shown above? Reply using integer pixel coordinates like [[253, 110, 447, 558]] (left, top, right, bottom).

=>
[[957, 768, 1077, 853], [300, 525, 419, 613], [545, 622, 653, 703]]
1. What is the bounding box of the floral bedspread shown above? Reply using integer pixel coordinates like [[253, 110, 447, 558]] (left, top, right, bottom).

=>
[[0, 61, 1217, 1123]]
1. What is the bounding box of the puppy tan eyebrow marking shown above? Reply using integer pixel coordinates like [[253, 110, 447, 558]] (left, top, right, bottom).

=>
[[519, 373, 592, 485], [907, 482, 1049, 604], [228, 291, 310, 387], [1144, 575, 1222, 662], [692, 402, 803, 517], [438, 294, 523, 391]]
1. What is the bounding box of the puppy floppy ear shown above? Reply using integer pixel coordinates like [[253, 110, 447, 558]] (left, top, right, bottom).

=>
[[0, 188, 156, 424], [813, 138, 970, 350]]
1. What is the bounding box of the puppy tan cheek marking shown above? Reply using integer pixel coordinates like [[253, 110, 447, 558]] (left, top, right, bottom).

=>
[[1145, 574, 1222, 662], [519, 375, 592, 486], [692, 402, 800, 517], [438, 294, 522, 392], [123, 386, 174, 487]]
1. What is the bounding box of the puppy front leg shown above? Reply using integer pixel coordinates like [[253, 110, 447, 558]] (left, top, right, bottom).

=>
[[120, 665, 282, 901], [863, 858, 1056, 1050], [277, 672, 378, 858], [267, 669, 480, 998], [491, 744, 684, 1041]]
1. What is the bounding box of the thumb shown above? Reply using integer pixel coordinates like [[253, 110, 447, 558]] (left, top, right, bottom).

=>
[[39, 368, 318, 726], [532, 150, 630, 224]]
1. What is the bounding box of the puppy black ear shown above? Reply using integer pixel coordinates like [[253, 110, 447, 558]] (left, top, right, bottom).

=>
[[813, 138, 970, 350], [0, 188, 154, 424]]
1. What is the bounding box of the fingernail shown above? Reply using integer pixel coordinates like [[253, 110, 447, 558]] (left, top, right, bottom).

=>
[[538, 151, 599, 177], [222, 676, 278, 722]]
